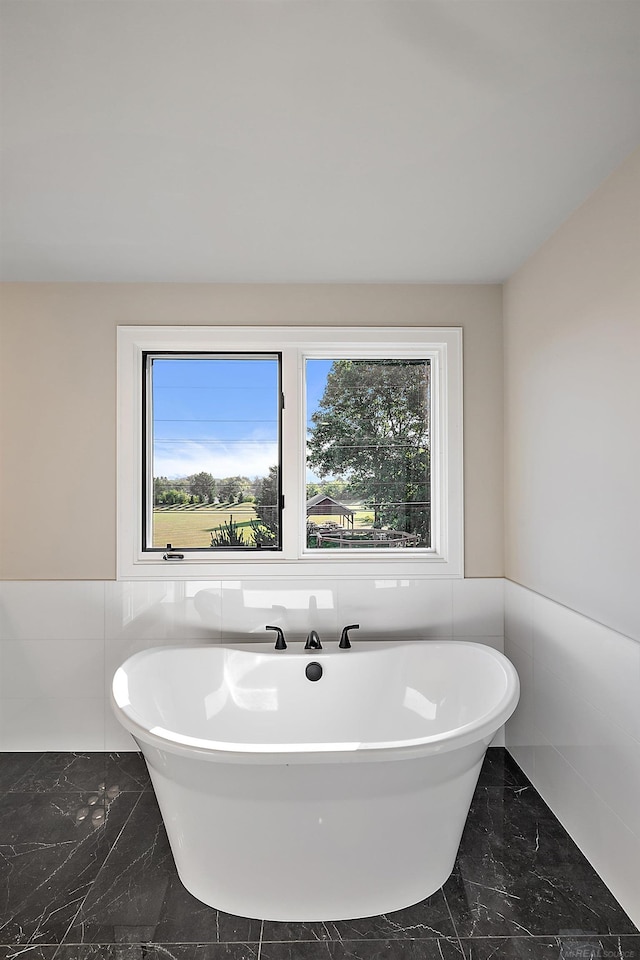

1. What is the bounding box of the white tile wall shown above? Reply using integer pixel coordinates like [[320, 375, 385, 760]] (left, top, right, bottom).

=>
[[452, 578, 504, 637], [0, 698, 105, 751], [105, 580, 223, 642], [0, 581, 106, 641], [0, 639, 104, 700], [0, 577, 504, 751], [336, 578, 455, 639], [504, 580, 640, 928], [219, 580, 340, 641]]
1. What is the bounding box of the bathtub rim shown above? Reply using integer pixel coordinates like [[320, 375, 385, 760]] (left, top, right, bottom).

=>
[[111, 640, 520, 765]]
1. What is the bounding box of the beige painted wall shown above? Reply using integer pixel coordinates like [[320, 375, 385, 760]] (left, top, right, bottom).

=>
[[504, 147, 640, 641], [0, 284, 503, 580]]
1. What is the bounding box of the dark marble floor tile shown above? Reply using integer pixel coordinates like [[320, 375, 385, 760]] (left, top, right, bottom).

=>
[[153, 876, 263, 944], [0, 948, 261, 960], [443, 857, 638, 939], [2, 749, 637, 958], [459, 786, 591, 866], [0, 791, 140, 947], [502, 751, 533, 787], [261, 890, 455, 942], [556, 937, 640, 960], [459, 939, 561, 960], [58, 946, 260, 960], [9, 753, 149, 795], [260, 940, 464, 959], [476, 749, 531, 790], [104, 753, 152, 793], [67, 792, 261, 945], [0, 949, 56, 960], [0, 754, 44, 793], [459, 935, 640, 959]]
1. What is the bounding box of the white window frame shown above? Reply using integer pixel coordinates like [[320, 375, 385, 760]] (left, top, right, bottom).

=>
[[117, 326, 463, 580]]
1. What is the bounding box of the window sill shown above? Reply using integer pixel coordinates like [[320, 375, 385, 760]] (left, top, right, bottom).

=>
[[118, 553, 462, 581]]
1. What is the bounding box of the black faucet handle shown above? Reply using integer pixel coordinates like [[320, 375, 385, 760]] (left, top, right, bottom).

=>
[[265, 625, 287, 650], [339, 624, 359, 649]]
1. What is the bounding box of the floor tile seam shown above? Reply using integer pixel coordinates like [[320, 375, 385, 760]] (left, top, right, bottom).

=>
[[50, 937, 463, 946], [257, 918, 263, 960], [9, 935, 640, 952], [41, 939, 266, 947], [54, 790, 145, 951], [5, 788, 150, 795], [441, 883, 465, 956], [456, 934, 640, 940], [259, 935, 463, 943], [40, 935, 637, 944]]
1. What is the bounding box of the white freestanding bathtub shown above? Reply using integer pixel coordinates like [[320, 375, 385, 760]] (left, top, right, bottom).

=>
[[111, 640, 519, 921]]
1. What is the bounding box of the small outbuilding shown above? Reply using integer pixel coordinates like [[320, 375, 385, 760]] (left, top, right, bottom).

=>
[[306, 494, 354, 528]]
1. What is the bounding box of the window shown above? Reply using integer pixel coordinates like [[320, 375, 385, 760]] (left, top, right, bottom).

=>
[[145, 353, 282, 552], [305, 358, 431, 551], [118, 326, 462, 579]]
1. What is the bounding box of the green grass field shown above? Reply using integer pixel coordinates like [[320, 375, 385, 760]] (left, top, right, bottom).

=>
[[152, 503, 258, 548], [153, 503, 375, 548]]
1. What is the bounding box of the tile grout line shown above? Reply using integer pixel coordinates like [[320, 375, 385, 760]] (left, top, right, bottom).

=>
[[441, 882, 465, 957], [257, 918, 264, 960]]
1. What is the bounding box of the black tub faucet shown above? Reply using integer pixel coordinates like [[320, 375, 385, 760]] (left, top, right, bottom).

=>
[[305, 630, 322, 650], [265, 625, 287, 650], [339, 624, 359, 648]]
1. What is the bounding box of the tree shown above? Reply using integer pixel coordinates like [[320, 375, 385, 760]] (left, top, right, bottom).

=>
[[159, 487, 189, 505], [187, 471, 216, 503], [254, 465, 279, 537], [153, 476, 172, 505], [317, 479, 349, 500], [307, 360, 430, 542], [218, 476, 251, 503]]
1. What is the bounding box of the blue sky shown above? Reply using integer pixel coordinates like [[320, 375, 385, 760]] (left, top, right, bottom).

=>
[[152, 357, 332, 481]]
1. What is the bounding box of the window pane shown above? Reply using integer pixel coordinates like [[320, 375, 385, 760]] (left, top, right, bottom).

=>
[[306, 359, 430, 550], [147, 355, 280, 550]]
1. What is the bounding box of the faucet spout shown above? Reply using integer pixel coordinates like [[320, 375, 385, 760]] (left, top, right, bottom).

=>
[[305, 629, 322, 650]]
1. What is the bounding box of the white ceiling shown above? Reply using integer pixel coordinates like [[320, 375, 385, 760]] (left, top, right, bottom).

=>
[[1, 0, 639, 283]]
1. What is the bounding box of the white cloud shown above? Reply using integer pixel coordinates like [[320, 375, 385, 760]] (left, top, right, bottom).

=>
[[154, 441, 278, 480]]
